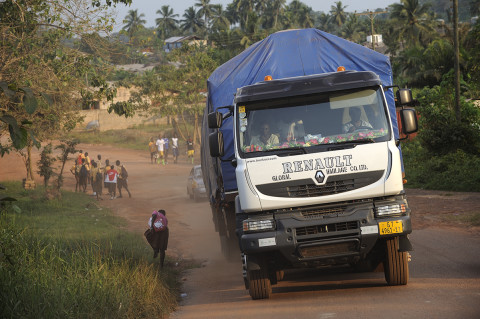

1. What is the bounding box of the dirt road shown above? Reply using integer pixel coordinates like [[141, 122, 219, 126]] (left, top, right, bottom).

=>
[[2, 144, 480, 318]]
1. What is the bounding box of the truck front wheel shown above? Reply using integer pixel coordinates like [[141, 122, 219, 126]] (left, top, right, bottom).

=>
[[248, 269, 272, 300], [384, 237, 409, 285]]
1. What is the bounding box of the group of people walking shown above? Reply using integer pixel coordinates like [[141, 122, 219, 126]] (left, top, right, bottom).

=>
[[70, 150, 131, 200], [149, 133, 195, 165]]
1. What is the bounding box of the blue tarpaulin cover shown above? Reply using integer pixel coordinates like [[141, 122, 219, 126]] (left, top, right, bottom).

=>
[[203, 28, 397, 197]]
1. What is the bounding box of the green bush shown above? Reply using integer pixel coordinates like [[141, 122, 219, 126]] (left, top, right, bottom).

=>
[[416, 75, 480, 156], [403, 140, 480, 191]]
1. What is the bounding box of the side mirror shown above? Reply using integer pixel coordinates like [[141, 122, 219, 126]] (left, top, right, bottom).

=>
[[209, 131, 224, 157], [397, 89, 413, 106], [208, 111, 223, 129], [399, 108, 418, 135]]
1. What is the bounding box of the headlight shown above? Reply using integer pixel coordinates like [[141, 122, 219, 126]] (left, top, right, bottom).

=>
[[243, 219, 275, 232], [192, 180, 197, 188], [375, 204, 406, 217]]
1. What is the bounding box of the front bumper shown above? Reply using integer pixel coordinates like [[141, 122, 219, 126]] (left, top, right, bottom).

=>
[[240, 197, 412, 267]]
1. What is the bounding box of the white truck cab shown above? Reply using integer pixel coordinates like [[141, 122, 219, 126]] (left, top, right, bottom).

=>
[[208, 70, 418, 299]]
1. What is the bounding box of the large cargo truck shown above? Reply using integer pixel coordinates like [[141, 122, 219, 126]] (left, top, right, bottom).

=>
[[201, 29, 418, 299]]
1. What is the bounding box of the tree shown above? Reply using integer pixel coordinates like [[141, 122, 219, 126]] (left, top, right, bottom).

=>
[[0, 0, 132, 187], [156, 5, 179, 40], [389, 0, 436, 48], [37, 143, 56, 189], [329, 1, 348, 27], [181, 7, 204, 34], [210, 5, 230, 32], [122, 9, 146, 40], [195, 0, 214, 37]]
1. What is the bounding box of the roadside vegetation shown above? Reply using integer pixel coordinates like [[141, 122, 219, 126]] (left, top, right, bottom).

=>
[[0, 182, 180, 318]]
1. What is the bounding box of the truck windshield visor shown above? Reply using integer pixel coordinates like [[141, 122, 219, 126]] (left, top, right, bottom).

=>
[[237, 87, 390, 155]]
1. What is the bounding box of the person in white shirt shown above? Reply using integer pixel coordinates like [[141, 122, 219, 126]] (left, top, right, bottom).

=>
[[171, 134, 179, 164], [155, 135, 165, 165]]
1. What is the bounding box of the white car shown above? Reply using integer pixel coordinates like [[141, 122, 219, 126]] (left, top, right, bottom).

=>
[[187, 165, 207, 201]]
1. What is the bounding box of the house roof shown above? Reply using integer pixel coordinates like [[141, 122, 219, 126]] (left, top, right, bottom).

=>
[[164, 35, 201, 43]]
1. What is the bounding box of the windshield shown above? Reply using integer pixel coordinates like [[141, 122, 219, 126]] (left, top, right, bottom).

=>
[[237, 87, 391, 155], [194, 167, 202, 178]]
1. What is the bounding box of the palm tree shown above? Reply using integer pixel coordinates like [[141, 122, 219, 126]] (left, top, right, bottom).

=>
[[181, 6, 204, 34], [389, 0, 436, 48], [232, 0, 256, 31], [122, 9, 146, 39], [195, 0, 214, 35], [210, 5, 230, 32], [341, 14, 364, 43], [329, 1, 348, 27], [284, 0, 313, 29], [271, 0, 286, 29], [156, 5, 179, 40]]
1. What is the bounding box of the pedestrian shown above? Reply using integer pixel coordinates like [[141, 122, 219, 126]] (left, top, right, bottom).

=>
[[164, 136, 169, 164], [97, 154, 103, 169], [104, 159, 110, 195], [172, 133, 179, 164], [78, 158, 88, 193], [105, 164, 118, 199], [148, 137, 157, 164], [145, 209, 169, 268], [76, 150, 85, 165], [115, 160, 131, 198], [90, 161, 102, 200], [187, 137, 194, 164], [155, 135, 165, 165]]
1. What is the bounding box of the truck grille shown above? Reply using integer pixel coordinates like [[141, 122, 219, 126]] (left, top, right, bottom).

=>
[[300, 206, 346, 219], [295, 221, 358, 237], [299, 240, 359, 258], [256, 170, 384, 198], [288, 179, 354, 197]]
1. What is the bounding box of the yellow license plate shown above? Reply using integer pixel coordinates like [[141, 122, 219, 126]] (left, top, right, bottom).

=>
[[378, 220, 403, 235]]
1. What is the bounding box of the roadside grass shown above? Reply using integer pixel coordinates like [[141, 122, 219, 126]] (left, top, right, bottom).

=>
[[0, 181, 183, 318], [65, 123, 190, 151]]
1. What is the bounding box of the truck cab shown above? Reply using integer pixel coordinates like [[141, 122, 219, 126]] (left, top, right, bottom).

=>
[[208, 70, 417, 299]]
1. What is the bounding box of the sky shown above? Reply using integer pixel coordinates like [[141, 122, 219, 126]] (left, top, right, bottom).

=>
[[112, 0, 398, 32]]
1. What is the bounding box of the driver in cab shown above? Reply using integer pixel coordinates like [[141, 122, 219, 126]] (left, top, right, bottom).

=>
[[343, 107, 372, 133], [250, 122, 279, 148]]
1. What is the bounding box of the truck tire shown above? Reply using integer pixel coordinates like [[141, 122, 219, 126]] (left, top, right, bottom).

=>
[[193, 190, 199, 202], [384, 237, 409, 285], [248, 268, 272, 300], [276, 270, 285, 282]]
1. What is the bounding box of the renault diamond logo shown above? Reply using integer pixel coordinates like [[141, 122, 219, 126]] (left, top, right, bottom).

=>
[[315, 170, 325, 183]]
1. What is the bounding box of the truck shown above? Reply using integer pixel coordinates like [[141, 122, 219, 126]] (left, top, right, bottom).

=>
[[200, 28, 418, 299]]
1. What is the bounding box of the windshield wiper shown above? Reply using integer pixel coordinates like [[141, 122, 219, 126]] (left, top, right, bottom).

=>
[[334, 138, 375, 145]]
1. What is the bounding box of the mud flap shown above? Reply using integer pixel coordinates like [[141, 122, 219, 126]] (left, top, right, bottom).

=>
[[398, 235, 413, 252]]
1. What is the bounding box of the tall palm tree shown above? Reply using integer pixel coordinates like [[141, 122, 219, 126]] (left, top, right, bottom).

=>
[[284, 0, 312, 28], [341, 14, 364, 43], [195, 0, 213, 35], [271, 0, 286, 29], [233, 0, 256, 31], [181, 6, 204, 34], [122, 9, 146, 39], [156, 5, 179, 40], [389, 0, 436, 48], [329, 1, 348, 27], [210, 5, 230, 32]]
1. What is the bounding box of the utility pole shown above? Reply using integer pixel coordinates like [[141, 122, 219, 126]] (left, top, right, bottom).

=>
[[453, 0, 461, 121], [355, 9, 388, 51]]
